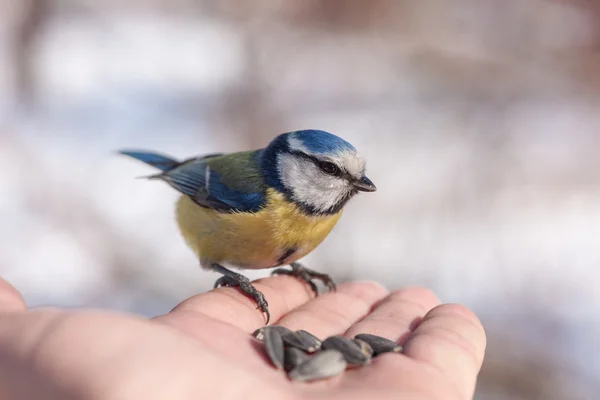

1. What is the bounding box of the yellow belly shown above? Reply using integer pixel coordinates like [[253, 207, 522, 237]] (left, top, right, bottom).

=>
[[175, 188, 342, 269]]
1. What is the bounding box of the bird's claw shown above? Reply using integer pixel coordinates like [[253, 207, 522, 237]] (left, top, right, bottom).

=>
[[213, 274, 271, 324], [271, 262, 336, 295]]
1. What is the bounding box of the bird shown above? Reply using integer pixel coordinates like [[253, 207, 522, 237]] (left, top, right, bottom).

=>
[[118, 129, 376, 324]]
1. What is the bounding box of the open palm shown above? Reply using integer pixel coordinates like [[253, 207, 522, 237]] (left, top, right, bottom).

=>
[[0, 276, 485, 400]]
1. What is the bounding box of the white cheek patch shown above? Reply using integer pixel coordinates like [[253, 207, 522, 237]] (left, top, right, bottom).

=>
[[277, 153, 352, 212]]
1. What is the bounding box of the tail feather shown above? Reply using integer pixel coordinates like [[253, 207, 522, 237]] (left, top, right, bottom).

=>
[[118, 150, 180, 172]]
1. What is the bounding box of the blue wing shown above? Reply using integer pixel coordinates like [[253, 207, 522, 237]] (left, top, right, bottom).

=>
[[118, 150, 181, 172], [151, 152, 267, 213], [120, 148, 267, 213], [119, 149, 223, 172]]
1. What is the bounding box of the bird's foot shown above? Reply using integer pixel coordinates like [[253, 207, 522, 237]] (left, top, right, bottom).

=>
[[271, 262, 336, 295], [212, 265, 270, 324]]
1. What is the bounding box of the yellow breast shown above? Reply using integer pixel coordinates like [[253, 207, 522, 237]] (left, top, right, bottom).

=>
[[175, 188, 342, 269]]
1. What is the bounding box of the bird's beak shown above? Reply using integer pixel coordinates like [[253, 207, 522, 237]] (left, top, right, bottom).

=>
[[354, 175, 377, 192]]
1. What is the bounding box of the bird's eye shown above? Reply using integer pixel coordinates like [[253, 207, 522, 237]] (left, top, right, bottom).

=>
[[318, 161, 339, 175]]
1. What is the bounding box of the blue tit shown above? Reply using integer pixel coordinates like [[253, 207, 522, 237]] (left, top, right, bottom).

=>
[[119, 129, 376, 324]]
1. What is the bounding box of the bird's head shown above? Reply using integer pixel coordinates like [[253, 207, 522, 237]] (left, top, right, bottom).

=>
[[261, 130, 376, 215]]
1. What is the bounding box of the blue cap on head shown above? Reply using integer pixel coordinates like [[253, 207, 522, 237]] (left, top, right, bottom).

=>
[[290, 129, 356, 155]]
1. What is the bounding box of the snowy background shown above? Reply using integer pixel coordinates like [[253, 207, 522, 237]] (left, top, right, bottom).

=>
[[1, 1, 600, 398]]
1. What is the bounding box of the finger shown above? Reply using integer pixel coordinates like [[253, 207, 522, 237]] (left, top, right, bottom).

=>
[[344, 286, 441, 344], [157, 274, 317, 333], [402, 304, 487, 399], [0, 309, 284, 400], [274, 281, 389, 338], [0, 278, 26, 312]]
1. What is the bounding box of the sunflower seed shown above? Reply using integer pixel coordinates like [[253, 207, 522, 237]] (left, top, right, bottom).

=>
[[252, 328, 264, 340], [284, 347, 310, 372], [295, 330, 322, 352], [283, 331, 319, 353], [352, 338, 374, 357], [252, 325, 293, 341], [321, 335, 371, 366], [288, 349, 347, 382], [354, 333, 402, 356], [263, 326, 286, 369]]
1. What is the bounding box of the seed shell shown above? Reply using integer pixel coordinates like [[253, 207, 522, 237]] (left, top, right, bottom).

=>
[[283, 331, 319, 353], [321, 335, 371, 366], [288, 349, 347, 382], [354, 333, 402, 356], [352, 338, 374, 357], [284, 347, 310, 372], [295, 330, 322, 351], [252, 325, 293, 341], [263, 326, 286, 369]]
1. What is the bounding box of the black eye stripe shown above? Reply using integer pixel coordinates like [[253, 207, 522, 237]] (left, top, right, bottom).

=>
[[288, 150, 346, 177], [288, 150, 318, 164]]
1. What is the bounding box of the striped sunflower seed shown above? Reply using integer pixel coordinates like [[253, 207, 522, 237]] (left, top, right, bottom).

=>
[[284, 347, 310, 372], [283, 331, 319, 353], [321, 335, 371, 366], [295, 330, 322, 351], [263, 326, 287, 369], [354, 333, 402, 356], [288, 349, 347, 382], [352, 338, 374, 357], [252, 325, 293, 341]]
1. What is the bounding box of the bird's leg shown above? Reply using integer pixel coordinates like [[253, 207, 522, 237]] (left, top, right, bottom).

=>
[[211, 264, 270, 324], [271, 262, 336, 295]]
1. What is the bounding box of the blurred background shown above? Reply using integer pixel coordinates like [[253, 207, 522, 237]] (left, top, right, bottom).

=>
[[1, 0, 599, 398]]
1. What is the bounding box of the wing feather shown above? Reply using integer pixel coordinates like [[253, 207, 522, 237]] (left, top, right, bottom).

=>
[[155, 150, 267, 213]]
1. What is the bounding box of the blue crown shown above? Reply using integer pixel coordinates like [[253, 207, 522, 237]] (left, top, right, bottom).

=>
[[291, 129, 356, 154]]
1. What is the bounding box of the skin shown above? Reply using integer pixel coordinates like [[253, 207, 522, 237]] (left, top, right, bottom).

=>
[[0, 276, 486, 400]]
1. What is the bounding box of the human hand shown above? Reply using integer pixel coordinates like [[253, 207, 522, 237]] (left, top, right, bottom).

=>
[[0, 275, 486, 400]]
